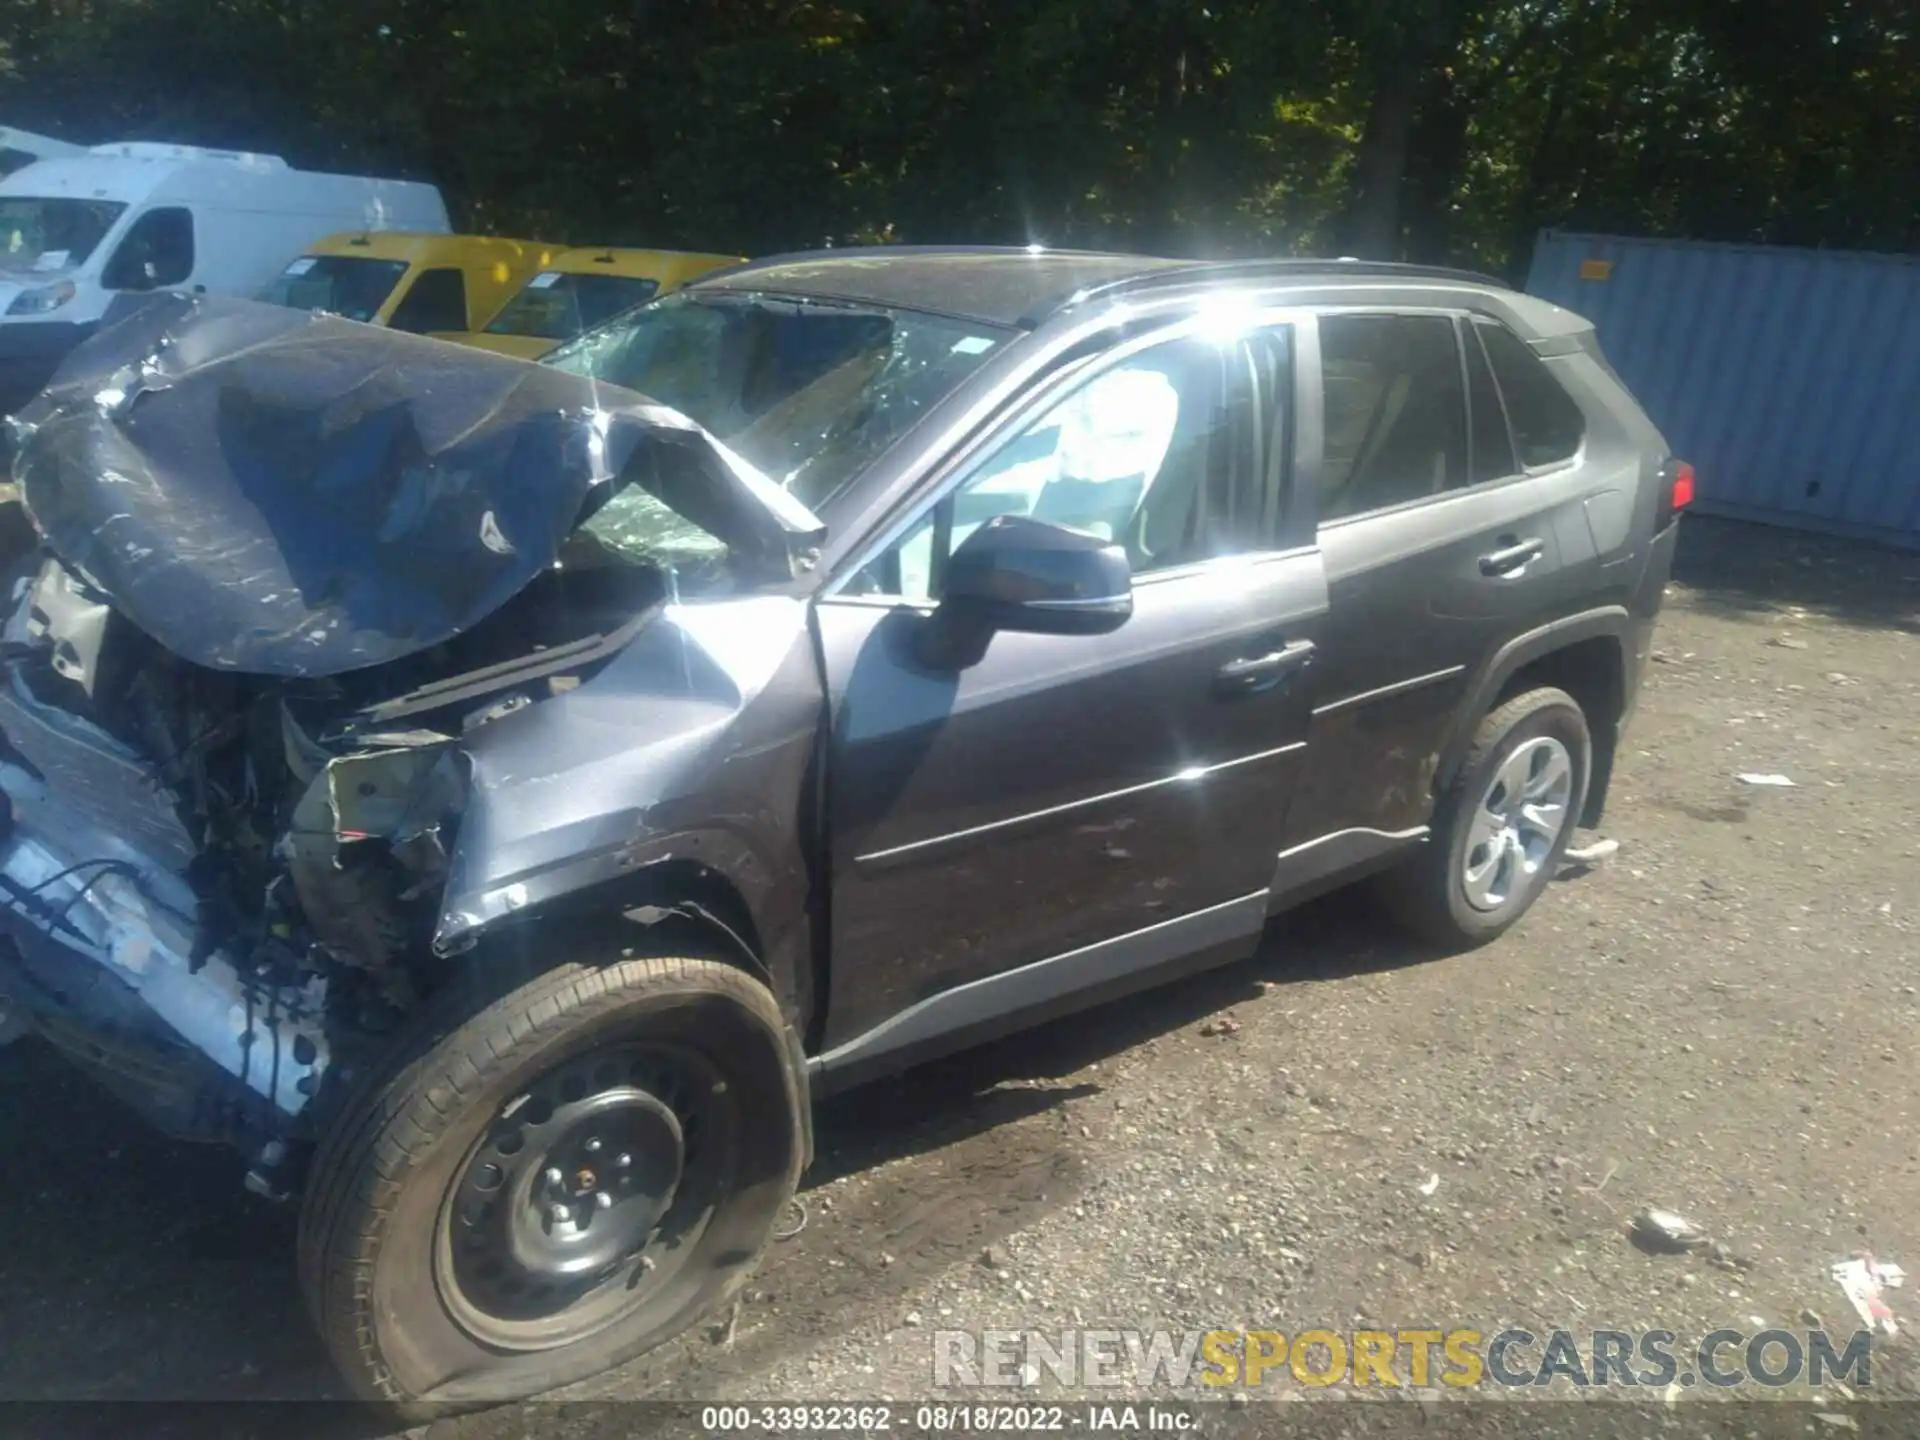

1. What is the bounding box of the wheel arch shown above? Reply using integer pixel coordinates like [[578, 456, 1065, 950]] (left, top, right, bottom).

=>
[[437, 855, 815, 1171], [1438, 607, 1631, 828]]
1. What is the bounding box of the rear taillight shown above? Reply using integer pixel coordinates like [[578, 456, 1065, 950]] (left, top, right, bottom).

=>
[[1671, 461, 1695, 511], [1656, 458, 1694, 529]]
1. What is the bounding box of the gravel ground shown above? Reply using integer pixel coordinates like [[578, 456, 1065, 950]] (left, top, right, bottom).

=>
[[2, 516, 1917, 1437]]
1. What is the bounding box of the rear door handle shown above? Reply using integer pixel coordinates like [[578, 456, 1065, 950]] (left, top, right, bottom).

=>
[[1478, 536, 1546, 576], [1215, 639, 1315, 694]]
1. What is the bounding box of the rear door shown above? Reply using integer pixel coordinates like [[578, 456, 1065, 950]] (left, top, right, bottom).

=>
[[815, 314, 1325, 1064], [1273, 310, 1597, 873]]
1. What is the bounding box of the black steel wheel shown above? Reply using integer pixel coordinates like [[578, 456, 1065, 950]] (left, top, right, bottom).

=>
[[298, 951, 806, 1409], [437, 1041, 731, 1350]]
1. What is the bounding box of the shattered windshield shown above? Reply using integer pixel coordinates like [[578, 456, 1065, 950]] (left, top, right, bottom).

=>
[[0, 197, 126, 272], [544, 290, 1013, 509]]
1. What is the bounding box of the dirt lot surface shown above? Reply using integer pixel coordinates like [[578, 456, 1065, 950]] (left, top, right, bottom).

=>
[[2, 516, 1917, 1437]]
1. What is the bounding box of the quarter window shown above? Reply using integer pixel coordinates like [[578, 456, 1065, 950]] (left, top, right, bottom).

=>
[[102, 206, 194, 290], [1317, 314, 1468, 522], [850, 329, 1288, 602], [1474, 319, 1585, 467]]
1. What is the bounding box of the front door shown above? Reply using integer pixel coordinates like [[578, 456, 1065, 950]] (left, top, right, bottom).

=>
[[815, 320, 1324, 1064]]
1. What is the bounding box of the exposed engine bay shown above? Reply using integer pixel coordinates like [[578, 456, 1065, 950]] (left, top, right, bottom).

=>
[[0, 295, 824, 1171]]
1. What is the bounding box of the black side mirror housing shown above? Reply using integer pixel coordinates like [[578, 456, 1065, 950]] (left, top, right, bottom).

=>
[[938, 513, 1133, 637]]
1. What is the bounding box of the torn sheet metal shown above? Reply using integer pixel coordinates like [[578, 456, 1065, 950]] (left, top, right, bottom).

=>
[[7, 293, 825, 678], [284, 735, 463, 972]]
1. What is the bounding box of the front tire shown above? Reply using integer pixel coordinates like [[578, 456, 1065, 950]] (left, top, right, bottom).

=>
[[297, 951, 805, 1408], [1381, 685, 1590, 948]]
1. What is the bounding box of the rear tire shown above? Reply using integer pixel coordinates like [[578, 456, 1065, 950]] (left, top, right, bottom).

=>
[[1380, 686, 1590, 948], [297, 951, 805, 1408]]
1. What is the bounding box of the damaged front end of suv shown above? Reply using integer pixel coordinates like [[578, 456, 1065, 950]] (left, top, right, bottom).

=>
[[0, 294, 825, 1192]]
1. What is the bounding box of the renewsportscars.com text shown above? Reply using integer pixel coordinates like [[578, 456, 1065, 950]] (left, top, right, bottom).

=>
[[933, 1327, 1874, 1390]]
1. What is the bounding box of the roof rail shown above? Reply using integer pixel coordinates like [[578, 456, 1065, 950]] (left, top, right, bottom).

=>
[[712, 242, 1136, 276], [1043, 256, 1511, 322], [86, 141, 288, 169]]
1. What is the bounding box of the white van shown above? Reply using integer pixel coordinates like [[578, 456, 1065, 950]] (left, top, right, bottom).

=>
[[0, 127, 86, 179], [0, 142, 448, 412]]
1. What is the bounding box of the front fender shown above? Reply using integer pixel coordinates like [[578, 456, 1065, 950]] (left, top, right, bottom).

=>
[[433, 595, 823, 1024]]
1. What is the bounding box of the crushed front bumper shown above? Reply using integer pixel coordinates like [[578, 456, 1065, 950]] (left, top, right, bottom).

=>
[[0, 664, 330, 1137]]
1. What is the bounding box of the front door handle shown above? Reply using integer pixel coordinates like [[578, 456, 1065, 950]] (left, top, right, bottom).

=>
[[1215, 638, 1316, 695], [1478, 536, 1546, 576]]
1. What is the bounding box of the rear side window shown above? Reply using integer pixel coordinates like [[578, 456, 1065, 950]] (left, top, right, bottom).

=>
[[1317, 314, 1468, 522], [102, 206, 194, 290], [388, 267, 468, 333], [1475, 319, 1585, 467]]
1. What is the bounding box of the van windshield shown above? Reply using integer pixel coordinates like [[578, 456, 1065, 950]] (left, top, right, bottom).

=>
[[260, 255, 410, 323], [486, 271, 661, 342], [544, 290, 1010, 510], [0, 197, 127, 273]]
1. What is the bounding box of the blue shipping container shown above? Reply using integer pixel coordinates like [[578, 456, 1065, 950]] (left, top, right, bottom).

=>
[[1526, 229, 1920, 550]]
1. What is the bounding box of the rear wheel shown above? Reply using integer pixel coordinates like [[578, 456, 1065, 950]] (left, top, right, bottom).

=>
[[297, 952, 805, 1407], [1380, 685, 1590, 948]]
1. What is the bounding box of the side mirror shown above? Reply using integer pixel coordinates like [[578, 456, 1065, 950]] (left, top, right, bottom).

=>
[[938, 514, 1133, 637]]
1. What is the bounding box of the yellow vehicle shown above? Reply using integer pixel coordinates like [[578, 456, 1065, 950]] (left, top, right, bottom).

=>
[[455, 246, 743, 359], [259, 231, 561, 336]]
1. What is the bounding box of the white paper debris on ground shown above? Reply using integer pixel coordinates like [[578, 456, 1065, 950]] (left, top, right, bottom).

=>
[[1736, 773, 1798, 787], [1831, 1255, 1905, 1335], [1418, 1172, 1440, 1196]]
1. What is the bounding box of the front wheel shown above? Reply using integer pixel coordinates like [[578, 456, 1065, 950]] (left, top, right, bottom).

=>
[[1380, 685, 1590, 948], [297, 952, 806, 1408]]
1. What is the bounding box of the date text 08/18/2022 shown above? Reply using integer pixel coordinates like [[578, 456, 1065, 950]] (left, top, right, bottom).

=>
[[701, 1404, 1197, 1433]]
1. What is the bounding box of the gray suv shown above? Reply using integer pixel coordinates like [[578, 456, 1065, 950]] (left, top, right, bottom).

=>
[[0, 249, 1686, 1406]]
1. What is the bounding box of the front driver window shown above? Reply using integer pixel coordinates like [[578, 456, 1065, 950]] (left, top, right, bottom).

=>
[[854, 330, 1283, 602]]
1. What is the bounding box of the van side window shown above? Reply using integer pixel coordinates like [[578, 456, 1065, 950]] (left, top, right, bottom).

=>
[[1474, 319, 1585, 467], [388, 268, 468, 333], [103, 207, 194, 291], [1317, 314, 1468, 522]]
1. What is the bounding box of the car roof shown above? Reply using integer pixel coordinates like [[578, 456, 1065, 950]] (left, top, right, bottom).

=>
[[304, 231, 558, 265], [547, 246, 744, 277], [694, 247, 1194, 328], [691, 245, 1521, 330]]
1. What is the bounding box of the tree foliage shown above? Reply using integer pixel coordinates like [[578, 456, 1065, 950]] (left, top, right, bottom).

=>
[[0, 0, 1912, 275]]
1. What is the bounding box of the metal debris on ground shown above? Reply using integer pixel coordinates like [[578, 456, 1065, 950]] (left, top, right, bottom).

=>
[[1736, 773, 1798, 787], [773, 1197, 808, 1241], [1562, 837, 1620, 866], [1831, 1254, 1906, 1336], [1199, 1013, 1242, 1037], [1630, 1207, 1710, 1254], [1417, 1173, 1440, 1196], [1767, 635, 1811, 650]]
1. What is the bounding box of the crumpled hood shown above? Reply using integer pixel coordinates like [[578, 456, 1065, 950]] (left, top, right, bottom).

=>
[[7, 293, 824, 677]]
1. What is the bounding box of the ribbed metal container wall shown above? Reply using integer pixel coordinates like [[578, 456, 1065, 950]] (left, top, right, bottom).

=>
[[1526, 230, 1920, 549]]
